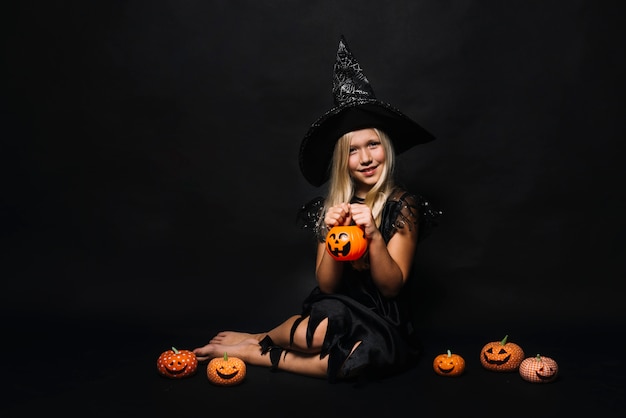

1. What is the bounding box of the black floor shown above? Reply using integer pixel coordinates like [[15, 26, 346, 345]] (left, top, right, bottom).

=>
[[2, 311, 625, 417]]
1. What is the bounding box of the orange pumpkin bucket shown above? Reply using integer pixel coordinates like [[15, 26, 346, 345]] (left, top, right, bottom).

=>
[[325, 225, 369, 261]]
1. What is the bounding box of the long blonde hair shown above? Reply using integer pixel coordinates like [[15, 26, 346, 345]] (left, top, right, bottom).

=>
[[322, 128, 397, 229]]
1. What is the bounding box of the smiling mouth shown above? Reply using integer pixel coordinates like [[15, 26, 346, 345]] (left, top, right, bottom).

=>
[[536, 371, 555, 380], [483, 353, 511, 365], [166, 365, 188, 375], [217, 370, 239, 379]]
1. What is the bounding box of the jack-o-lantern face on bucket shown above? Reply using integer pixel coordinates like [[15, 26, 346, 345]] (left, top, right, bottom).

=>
[[325, 225, 368, 261], [157, 347, 198, 379], [480, 335, 525, 372]]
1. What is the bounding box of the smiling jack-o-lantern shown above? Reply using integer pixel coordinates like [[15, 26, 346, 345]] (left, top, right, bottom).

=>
[[480, 335, 525, 372], [519, 354, 559, 383], [325, 225, 369, 261], [433, 349, 466, 377], [207, 352, 247, 386], [157, 346, 198, 379]]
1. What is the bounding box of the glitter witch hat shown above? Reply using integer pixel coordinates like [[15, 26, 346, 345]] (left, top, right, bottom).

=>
[[298, 35, 435, 187]]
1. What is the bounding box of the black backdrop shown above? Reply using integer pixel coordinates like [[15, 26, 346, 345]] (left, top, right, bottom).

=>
[[2, 2, 626, 413]]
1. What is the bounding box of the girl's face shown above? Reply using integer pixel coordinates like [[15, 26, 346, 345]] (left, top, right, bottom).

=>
[[348, 128, 386, 192]]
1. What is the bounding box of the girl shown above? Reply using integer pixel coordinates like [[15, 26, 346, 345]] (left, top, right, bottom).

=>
[[193, 36, 439, 382]]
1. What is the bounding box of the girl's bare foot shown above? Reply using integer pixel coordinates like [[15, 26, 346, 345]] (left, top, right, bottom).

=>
[[209, 331, 264, 345]]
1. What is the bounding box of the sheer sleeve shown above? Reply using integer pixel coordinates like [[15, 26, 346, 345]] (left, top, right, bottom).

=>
[[296, 196, 327, 242], [380, 191, 442, 243]]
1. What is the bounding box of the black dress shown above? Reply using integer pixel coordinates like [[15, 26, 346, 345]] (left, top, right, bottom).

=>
[[295, 188, 440, 382]]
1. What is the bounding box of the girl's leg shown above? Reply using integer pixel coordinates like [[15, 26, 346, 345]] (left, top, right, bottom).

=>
[[200, 314, 328, 353], [195, 337, 329, 379], [193, 315, 330, 378], [202, 315, 303, 346]]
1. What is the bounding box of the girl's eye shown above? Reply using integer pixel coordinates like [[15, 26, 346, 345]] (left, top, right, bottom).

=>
[[369, 141, 380, 148], [349, 148, 357, 154]]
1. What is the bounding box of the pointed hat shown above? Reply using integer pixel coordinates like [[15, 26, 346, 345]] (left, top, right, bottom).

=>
[[298, 35, 435, 187]]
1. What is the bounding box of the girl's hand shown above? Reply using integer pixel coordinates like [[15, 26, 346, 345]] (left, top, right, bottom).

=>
[[349, 203, 378, 238], [324, 203, 352, 228]]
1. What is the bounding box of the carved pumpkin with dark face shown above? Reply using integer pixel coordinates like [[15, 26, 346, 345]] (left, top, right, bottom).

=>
[[433, 349, 466, 377], [157, 347, 198, 379], [207, 352, 247, 386], [480, 335, 525, 372], [519, 354, 559, 383], [325, 225, 368, 261]]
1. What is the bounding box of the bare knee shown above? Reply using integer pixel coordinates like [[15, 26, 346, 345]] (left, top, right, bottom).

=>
[[291, 317, 328, 352], [311, 318, 328, 348]]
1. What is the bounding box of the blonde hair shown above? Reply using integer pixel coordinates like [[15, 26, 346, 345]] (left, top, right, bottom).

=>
[[323, 128, 397, 229]]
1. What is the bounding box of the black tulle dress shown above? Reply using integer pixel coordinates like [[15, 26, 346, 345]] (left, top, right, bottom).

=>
[[295, 189, 440, 382]]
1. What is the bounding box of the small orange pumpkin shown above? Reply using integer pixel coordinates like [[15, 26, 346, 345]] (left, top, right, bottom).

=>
[[480, 335, 525, 372], [519, 354, 559, 383], [433, 349, 466, 377], [207, 352, 247, 386], [325, 225, 369, 261], [157, 346, 198, 379]]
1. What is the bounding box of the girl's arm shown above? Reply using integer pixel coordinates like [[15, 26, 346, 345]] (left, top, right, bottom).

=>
[[314, 241, 345, 293], [314, 202, 351, 293], [351, 202, 419, 298], [367, 224, 418, 298]]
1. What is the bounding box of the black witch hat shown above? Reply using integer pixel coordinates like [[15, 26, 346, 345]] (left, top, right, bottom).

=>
[[298, 35, 435, 187]]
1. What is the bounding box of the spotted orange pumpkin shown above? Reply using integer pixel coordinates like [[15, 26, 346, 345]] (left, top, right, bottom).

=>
[[433, 349, 466, 377], [325, 225, 369, 261], [519, 354, 559, 383], [480, 335, 525, 372], [207, 352, 247, 386], [157, 346, 198, 379]]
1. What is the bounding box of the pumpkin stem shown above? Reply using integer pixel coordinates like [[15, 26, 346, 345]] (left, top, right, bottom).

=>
[[223, 352, 228, 361], [536, 354, 542, 361], [447, 349, 452, 357], [500, 335, 509, 345], [172, 347, 179, 354]]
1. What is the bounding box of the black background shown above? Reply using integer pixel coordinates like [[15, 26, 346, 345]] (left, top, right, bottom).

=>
[[2, 1, 625, 416]]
